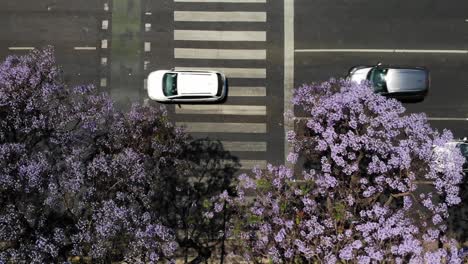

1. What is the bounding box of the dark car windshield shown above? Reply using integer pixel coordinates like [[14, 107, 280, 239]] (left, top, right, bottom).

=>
[[368, 67, 388, 93], [162, 73, 177, 96], [458, 143, 468, 157]]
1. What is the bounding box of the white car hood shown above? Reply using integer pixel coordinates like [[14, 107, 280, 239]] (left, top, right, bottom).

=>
[[349, 67, 372, 84], [147, 70, 169, 100]]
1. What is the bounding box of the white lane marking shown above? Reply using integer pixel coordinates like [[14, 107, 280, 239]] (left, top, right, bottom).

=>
[[427, 117, 468, 121], [145, 12, 152, 15], [100, 78, 107, 87], [465, 19, 468, 22], [295, 49, 468, 54], [174, 67, 266, 78], [101, 39, 108, 49], [176, 122, 267, 133], [221, 141, 267, 151], [174, 11, 267, 22], [284, 0, 294, 165], [73, 47, 97, 50], [104, 3, 109, 11], [101, 57, 108, 66], [102, 20, 109, 30], [228, 86, 266, 97], [8, 47, 35, 50], [174, 30, 266, 41], [145, 23, 151, 32], [174, 48, 266, 60], [176, 105, 266, 115], [144, 42, 151, 52], [175, 0, 266, 2]]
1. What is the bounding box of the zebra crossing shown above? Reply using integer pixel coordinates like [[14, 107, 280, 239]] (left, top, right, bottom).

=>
[[171, 0, 269, 170]]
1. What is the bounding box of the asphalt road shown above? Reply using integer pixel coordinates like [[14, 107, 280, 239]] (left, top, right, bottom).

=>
[[0, 0, 108, 88], [0, 0, 286, 171], [1, 0, 467, 167], [294, 0, 468, 138], [0, 0, 467, 244]]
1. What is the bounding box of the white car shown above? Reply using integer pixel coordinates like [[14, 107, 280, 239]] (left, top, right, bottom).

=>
[[147, 69, 227, 103], [347, 63, 430, 102]]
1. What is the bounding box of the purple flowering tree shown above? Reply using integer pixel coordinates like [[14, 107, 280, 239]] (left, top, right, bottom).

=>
[[223, 79, 465, 263], [0, 47, 237, 263]]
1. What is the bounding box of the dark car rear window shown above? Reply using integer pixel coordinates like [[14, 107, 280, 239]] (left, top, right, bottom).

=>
[[216, 73, 224, 96]]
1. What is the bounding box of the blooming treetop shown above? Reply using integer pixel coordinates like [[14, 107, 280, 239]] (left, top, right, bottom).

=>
[[223, 79, 465, 263]]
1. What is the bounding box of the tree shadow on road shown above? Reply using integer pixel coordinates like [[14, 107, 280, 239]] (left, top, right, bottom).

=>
[[156, 137, 240, 263]]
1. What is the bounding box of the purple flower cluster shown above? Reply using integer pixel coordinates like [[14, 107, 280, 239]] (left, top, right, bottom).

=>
[[0, 48, 192, 263], [222, 79, 465, 263]]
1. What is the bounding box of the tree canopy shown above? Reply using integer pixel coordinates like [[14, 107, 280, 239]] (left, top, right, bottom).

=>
[[0, 47, 238, 263], [223, 79, 465, 263]]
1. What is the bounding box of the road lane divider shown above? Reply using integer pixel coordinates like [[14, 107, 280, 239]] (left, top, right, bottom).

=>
[[295, 49, 468, 54], [427, 117, 468, 121], [74, 47, 97, 50], [8, 47, 35, 50]]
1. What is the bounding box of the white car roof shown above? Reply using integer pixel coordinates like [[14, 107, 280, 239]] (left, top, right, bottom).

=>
[[177, 72, 218, 96]]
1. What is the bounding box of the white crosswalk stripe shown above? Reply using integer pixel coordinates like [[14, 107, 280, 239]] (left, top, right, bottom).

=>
[[174, 67, 266, 78], [174, 30, 266, 41], [176, 105, 266, 115], [221, 141, 267, 152], [172, 1, 269, 170], [177, 122, 267, 133], [174, 11, 267, 22], [175, 0, 266, 2], [228, 86, 266, 97], [174, 48, 266, 60], [221, 159, 267, 170]]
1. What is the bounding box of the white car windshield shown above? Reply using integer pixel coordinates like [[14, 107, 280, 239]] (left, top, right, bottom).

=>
[[163, 73, 178, 96]]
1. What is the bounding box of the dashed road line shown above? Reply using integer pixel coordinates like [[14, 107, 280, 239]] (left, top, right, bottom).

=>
[[74, 47, 97, 50], [8, 47, 35, 50]]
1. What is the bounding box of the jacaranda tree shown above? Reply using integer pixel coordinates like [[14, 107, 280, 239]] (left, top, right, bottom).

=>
[[221, 79, 465, 263], [0, 47, 237, 263]]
